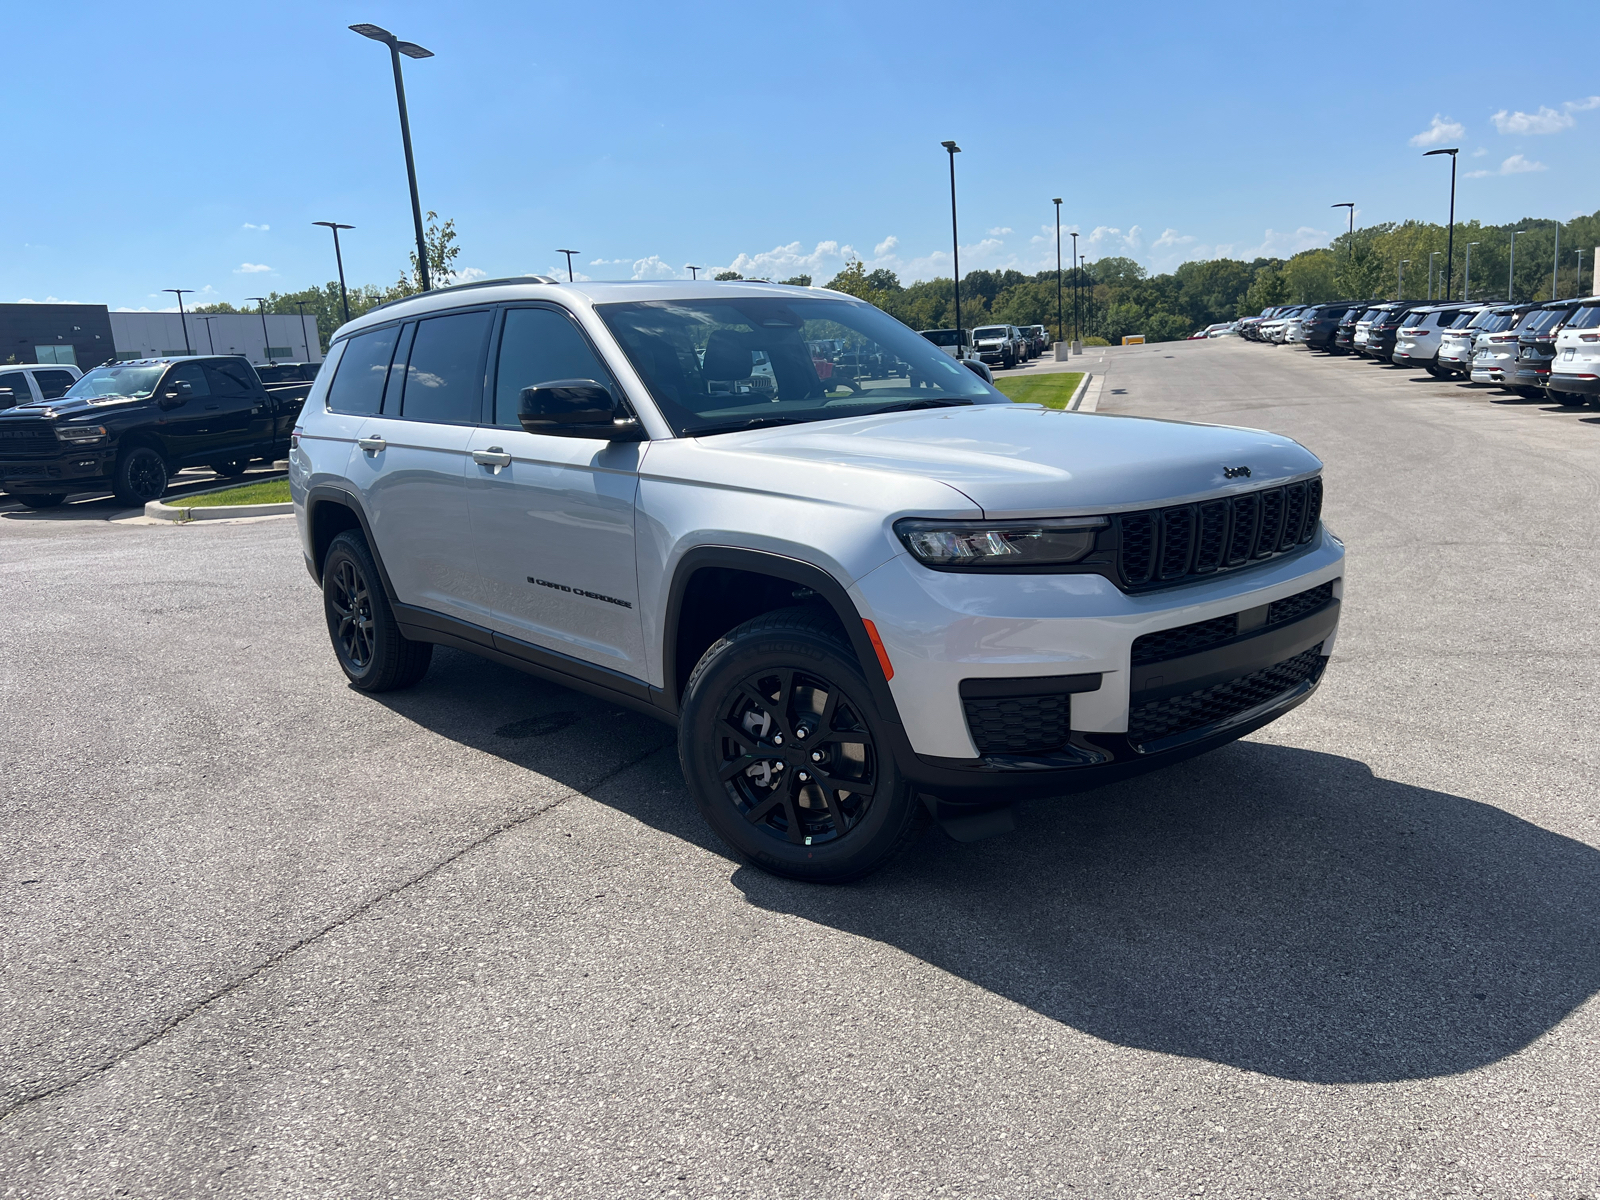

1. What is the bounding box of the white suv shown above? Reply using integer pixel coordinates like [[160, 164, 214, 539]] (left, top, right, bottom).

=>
[[290, 279, 1344, 881], [1548, 296, 1600, 406]]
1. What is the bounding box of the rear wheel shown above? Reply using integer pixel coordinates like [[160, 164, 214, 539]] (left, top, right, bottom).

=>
[[322, 531, 433, 692], [678, 606, 923, 883], [17, 494, 67, 509], [208, 457, 250, 477], [112, 446, 168, 506]]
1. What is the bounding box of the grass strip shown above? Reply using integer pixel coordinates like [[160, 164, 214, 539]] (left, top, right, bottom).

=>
[[992, 372, 1085, 410], [168, 478, 292, 508]]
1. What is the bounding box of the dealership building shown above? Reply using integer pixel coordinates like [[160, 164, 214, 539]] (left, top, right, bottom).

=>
[[0, 303, 322, 369]]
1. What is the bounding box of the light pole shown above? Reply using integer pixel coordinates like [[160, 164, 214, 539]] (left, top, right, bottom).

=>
[[1428, 251, 1440, 301], [1423, 147, 1458, 298], [556, 249, 579, 283], [313, 221, 354, 325], [1070, 231, 1079, 347], [246, 297, 271, 364], [1552, 221, 1561, 301], [1398, 260, 1409, 301], [1464, 242, 1478, 301], [1331, 202, 1355, 269], [293, 299, 317, 361], [1577, 248, 1586, 299], [686, 265, 700, 280], [162, 288, 194, 354], [1052, 198, 1063, 350], [196, 315, 217, 354], [941, 141, 963, 338], [1509, 229, 1525, 301], [350, 23, 434, 291]]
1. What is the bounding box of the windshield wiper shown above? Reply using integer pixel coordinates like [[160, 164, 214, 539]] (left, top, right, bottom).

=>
[[689, 416, 813, 437], [866, 399, 975, 414]]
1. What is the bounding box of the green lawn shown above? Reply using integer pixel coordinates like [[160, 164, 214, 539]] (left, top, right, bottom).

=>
[[992, 372, 1086, 410], [169, 477, 291, 508]]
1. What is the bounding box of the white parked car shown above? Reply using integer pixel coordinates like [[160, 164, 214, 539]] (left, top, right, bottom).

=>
[[1548, 295, 1600, 406], [1437, 305, 1518, 378], [0, 363, 83, 410], [1352, 306, 1389, 355], [1392, 303, 1477, 374], [1471, 306, 1539, 386], [290, 278, 1343, 881]]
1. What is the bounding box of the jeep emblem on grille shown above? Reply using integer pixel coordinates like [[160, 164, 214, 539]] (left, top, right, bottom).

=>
[[1223, 465, 1252, 479]]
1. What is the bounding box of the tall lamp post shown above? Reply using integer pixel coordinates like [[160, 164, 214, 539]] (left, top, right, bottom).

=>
[[1052, 198, 1064, 351], [196, 315, 217, 354], [1398, 260, 1409, 301], [162, 288, 194, 354], [350, 23, 435, 292], [1070, 231, 1080, 348], [686, 265, 700, 280], [293, 299, 317, 361], [1577, 248, 1586, 299], [1464, 242, 1478, 301], [1509, 229, 1525, 301], [1331, 202, 1355, 268], [1423, 147, 1458, 298], [313, 221, 354, 325], [940, 141, 963, 338], [246, 297, 271, 364], [556, 249, 579, 283], [1552, 222, 1561, 301]]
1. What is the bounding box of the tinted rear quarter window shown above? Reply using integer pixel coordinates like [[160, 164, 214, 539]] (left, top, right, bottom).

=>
[[1565, 306, 1600, 330], [398, 310, 492, 424], [327, 326, 400, 415]]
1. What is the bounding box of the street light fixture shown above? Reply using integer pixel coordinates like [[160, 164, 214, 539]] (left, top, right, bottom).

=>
[[1398, 260, 1409, 301], [686, 265, 700, 280], [1509, 229, 1525, 301], [293, 299, 317, 361], [1464, 242, 1478, 301], [1070, 231, 1080, 348], [556, 249, 579, 283], [246, 297, 271, 364], [1423, 147, 1458, 298], [1577, 248, 1586, 299], [313, 221, 355, 325], [1052, 198, 1064, 351], [941, 141, 962, 339], [162, 289, 194, 355], [350, 23, 435, 291], [1552, 221, 1561, 301], [196, 314, 217, 354], [1331, 203, 1355, 265]]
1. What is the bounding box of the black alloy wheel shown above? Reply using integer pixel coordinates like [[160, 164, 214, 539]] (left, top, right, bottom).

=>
[[112, 446, 169, 506], [17, 493, 67, 509], [320, 531, 433, 691], [209, 458, 251, 477], [678, 605, 923, 883]]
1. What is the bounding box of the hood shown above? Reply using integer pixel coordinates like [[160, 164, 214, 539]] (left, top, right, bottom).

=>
[[699, 404, 1321, 517], [0, 395, 139, 420]]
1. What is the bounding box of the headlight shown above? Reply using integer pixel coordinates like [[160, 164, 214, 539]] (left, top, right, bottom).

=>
[[55, 424, 108, 444], [894, 516, 1108, 568]]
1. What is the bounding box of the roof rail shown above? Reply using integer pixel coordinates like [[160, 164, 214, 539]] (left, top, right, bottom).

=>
[[354, 274, 560, 319]]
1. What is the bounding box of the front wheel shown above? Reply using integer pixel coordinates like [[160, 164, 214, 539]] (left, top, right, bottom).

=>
[[678, 606, 923, 883], [112, 446, 169, 507], [208, 458, 251, 477], [321, 531, 433, 692]]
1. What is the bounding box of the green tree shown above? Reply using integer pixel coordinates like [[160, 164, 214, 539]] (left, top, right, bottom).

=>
[[714, 270, 743, 281]]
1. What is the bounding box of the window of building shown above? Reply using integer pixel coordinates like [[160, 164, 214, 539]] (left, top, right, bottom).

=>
[[33, 345, 77, 365], [398, 310, 491, 424], [265, 346, 293, 360]]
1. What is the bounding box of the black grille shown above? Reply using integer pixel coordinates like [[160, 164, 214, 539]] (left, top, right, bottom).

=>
[[1128, 645, 1325, 746], [1131, 580, 1339, 668], [1116, 478, 1322, 591], [962, 694, 1070, 754], [0, 423, 58, 457]]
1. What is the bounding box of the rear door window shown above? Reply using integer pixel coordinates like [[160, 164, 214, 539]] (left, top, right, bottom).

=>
[[205, 360, 259, 397], [33, 369, 77, 399], [397, 310, 492, 424], [326, 325, 400, 415]]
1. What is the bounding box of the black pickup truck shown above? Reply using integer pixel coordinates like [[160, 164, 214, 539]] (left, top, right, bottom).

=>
[[0, 356, 304, 509]]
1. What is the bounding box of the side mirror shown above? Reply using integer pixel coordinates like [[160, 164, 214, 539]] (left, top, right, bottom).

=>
[[0, 387, 14, 409], [159, 379, 192, 409], [518, 379, 644, 441]]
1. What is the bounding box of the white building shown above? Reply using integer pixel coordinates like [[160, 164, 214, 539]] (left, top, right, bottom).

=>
[[109, 312, 322, 364]]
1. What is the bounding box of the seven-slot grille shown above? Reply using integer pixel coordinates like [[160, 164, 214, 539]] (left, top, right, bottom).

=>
[[1115, 477, 1322, 590], [0, 422, 58, 457]]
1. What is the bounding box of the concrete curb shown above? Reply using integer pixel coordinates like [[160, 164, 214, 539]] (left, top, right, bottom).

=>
[[1075, 373, 1106, 413], [1066, 372, 1094, 411], [144, 475, 291, 523]]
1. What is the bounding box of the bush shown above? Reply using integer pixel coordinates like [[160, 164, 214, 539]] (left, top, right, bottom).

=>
[[1084, 336, 1110, 347]]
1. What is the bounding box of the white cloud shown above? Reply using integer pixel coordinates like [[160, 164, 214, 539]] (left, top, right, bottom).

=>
[[1086, 225, 1144, 254], [1472, 147, 1489, 157], [449, 266, 488, 285], [1152, 228, 1197, 250], [13, 296, 67, 304], [235, 262, 273, 274], [1410, 115, 1464, 146], [719, 240, 853, 282], [242, 222, 270, 231], [1490, 106, 1572, 135], [1565, 96, 1600, 111], [1468, 153, 1548, 178], [629, 255, 682, 280], [873, 235, 899, 257], [986, 226, 1013, 236]]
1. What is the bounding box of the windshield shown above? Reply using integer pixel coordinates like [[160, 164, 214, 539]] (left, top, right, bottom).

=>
[[597, 297, 1003, 437], [63, 364, 167, 401], [972, 327, 1007, 340]]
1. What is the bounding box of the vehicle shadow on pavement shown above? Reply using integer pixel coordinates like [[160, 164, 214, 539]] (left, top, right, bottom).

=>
[[376, 650, 1600, 1088], [731, 741, 1600, 1087], [0, 466, 283, 520]]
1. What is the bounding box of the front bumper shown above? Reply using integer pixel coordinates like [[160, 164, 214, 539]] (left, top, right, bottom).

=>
[[852, 532, 1345, 801], [0, 452, 114, 493]]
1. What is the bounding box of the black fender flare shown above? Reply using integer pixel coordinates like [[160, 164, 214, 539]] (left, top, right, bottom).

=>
[[303, 484, 400, 603]]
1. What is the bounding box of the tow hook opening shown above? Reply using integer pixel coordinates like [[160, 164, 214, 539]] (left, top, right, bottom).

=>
[[920, 794, 1016, 843]]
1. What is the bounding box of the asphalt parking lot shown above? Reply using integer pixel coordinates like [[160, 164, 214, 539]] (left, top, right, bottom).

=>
[[2, 340, 1597, 1199]]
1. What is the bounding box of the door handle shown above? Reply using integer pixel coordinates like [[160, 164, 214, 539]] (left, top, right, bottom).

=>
[[357, 436, 387, 454], [205, 403, 220, 410], [472, 447, 512, 473]]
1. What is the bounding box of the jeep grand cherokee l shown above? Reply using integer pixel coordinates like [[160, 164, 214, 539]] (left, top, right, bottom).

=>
[[291, 279, 1343, 882], [0, 356, 296, 508]]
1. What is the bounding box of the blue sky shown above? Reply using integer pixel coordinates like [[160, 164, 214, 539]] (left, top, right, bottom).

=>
[[7, 0, 1599, 312]]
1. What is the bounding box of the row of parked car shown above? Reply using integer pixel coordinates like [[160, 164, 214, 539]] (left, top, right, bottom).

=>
[[1234, 298, 1600, 406]]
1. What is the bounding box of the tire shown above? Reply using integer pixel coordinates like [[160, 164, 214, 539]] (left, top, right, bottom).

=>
[[1002, 352, 1015, 370], [208, 458, 250, 477], [17, 494, 67, 509], [321, 531, 433, 692], [677, 605, 924, 883], [1550, 391, 1587, 406], [112, 446, 169, 507]]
